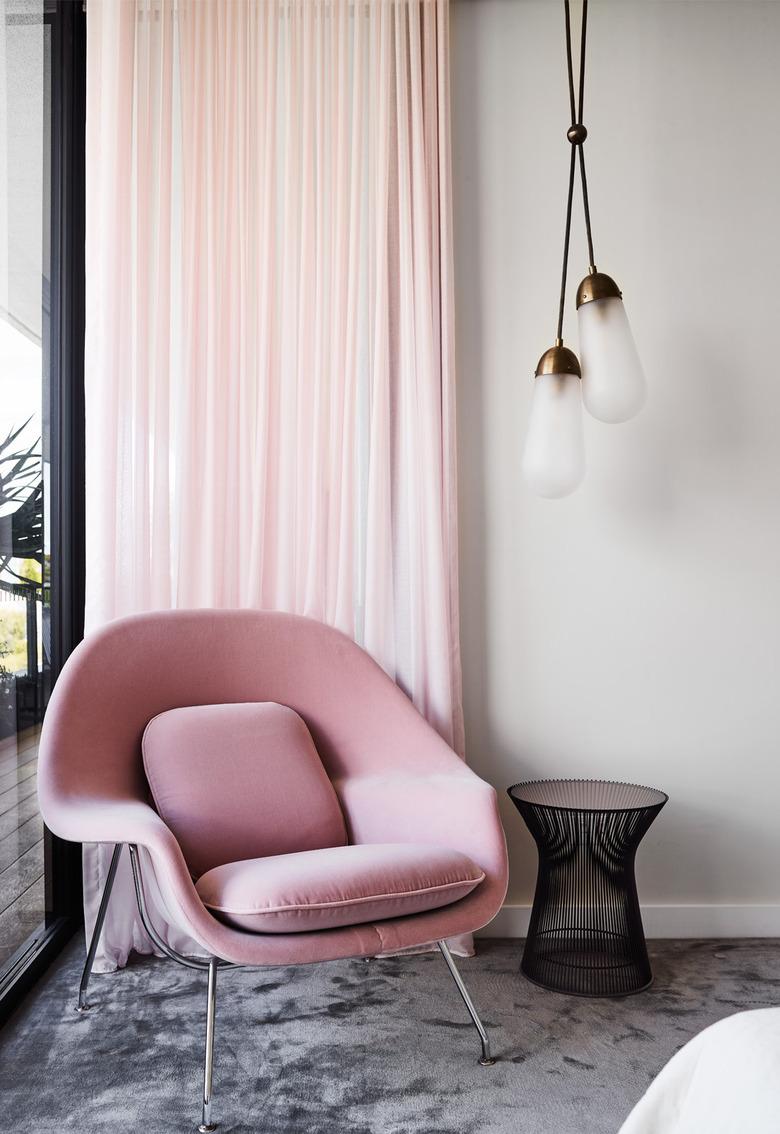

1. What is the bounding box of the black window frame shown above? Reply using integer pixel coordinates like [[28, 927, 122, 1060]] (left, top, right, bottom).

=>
[[0, 0, 86, 1026]]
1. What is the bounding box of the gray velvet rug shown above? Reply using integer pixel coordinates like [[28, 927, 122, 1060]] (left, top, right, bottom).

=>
[[2, 938, 779, 1133]]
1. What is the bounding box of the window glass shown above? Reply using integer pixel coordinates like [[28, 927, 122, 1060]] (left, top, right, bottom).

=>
[[0, 0, 50, 971]]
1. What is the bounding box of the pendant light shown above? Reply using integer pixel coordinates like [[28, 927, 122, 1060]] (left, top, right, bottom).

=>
[[522, 0, 647, 497], [577, 271, 646, 424], [522, 346, 585, 500]]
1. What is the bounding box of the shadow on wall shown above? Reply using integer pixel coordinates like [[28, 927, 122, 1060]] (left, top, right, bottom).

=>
[[451, 2, 541, 903], [452, 3, 489, 773], [591, 321, 750, 526]]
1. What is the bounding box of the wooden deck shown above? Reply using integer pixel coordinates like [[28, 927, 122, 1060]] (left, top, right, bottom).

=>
[[0, 728, 44, 970]]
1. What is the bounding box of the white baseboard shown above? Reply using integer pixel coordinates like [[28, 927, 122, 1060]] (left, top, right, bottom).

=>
[[478, 903, 780, 939]]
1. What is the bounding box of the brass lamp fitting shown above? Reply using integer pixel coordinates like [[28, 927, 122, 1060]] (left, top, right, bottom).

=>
[[534, 344, 582, 378], [575, 270, 622, 308]]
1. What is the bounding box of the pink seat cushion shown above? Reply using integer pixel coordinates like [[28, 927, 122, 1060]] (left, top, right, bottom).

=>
[[142, 702, 347, 877], [195, 843, 486, 933]]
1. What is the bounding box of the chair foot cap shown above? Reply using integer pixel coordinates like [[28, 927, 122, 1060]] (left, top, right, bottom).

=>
[[479, 1057, 497, 1067], [76, 1004, 91, 1013], [197, 1125, 217, 1132]]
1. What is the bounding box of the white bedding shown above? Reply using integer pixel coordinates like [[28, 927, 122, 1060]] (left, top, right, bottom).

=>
[[620, 1007, 780, 1133]]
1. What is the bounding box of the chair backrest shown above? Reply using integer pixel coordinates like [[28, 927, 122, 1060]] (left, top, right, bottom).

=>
[[38, 609, 457, 838]]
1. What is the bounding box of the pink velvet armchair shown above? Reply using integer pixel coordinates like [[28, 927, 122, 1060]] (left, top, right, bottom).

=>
[[38, 610, 508, 1131]]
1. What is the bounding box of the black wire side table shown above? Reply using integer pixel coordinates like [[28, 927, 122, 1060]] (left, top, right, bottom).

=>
[[507, 779, 667, 997]]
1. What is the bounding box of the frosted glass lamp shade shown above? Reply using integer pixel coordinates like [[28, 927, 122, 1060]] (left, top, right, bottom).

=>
[[578, 296, 647, 423], [522, 372, 585, 499]]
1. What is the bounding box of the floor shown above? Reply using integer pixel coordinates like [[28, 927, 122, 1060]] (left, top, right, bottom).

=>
[[0, 727, 43, 969], [1, 937, 778, 1133]]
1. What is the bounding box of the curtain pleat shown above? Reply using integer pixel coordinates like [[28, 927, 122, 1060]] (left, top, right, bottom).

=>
[[84, 0, 466, 970]]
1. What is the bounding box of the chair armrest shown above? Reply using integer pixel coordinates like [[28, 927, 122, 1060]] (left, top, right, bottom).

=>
[[39, 795, 222, 949], [38, 794, 174, 853], [334, 770, 508, 887]]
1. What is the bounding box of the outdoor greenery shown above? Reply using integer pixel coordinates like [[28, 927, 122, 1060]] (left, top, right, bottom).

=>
[[1, 418, 43, 579], [0, 608, 26, 675], [0, 419, 45, 687]]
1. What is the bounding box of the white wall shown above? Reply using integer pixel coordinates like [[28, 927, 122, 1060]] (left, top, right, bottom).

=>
[[452, 0, 780, 935]]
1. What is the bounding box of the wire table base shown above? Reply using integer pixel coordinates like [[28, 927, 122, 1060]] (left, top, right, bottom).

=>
[[508, 779, 667, 997]]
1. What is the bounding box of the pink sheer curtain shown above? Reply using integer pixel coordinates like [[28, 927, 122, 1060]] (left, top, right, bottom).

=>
[[84, 0, 466, 969]]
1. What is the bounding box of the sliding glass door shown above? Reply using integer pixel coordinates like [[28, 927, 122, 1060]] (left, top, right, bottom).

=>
[[0, 0, 84, 1015], [0, 0, 52, 979]]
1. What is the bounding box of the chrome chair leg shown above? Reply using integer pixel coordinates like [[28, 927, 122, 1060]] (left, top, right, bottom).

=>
[[198, 957, 219, 1132], [437, 940, 496, 1066], [77, 842, 123, 1012]]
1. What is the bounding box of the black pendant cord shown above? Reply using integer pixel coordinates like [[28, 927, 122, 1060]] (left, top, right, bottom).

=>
[[576, 0, 596, 271], [556, 146, 577, 344], [565, 0, 577, 124], [556, 0, 595, 343], [578, 149, 595, 272]]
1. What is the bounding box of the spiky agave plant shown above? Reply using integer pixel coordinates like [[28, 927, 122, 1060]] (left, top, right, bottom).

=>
[[0, 417, 43, 581], [0, 419, 43, 734]]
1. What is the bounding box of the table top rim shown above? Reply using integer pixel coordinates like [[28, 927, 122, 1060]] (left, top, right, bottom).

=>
[[507, 778, 668, 812]]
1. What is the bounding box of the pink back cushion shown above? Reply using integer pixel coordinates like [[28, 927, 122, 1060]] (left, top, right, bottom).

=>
[[142, 702, 347, 877]]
